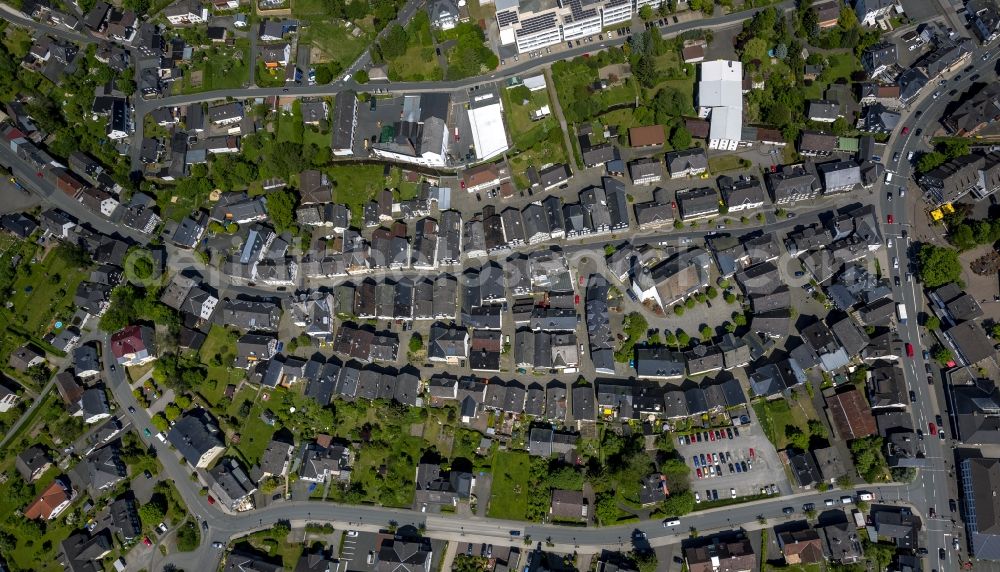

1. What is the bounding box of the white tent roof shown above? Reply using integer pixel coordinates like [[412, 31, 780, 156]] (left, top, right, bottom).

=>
[[709, 106, 743, 143], [467, 98, 509, 161]]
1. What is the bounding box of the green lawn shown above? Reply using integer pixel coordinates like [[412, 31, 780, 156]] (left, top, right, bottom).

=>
[[299, 19, 372, 74], [509, 140, 568, 189], [752, 395, 818, 450], [387, 45, 442, 81], [708, 154, 746, 174], [197, 326, 244, 409], [328, 164, 388, 227], [256, 62, 287, 88], [277, 108, 304, 143], [804, 52, 860, 100], [486, 450, 532, 520], [552, 58, 640, 123], [652, 51, 697, 114], [231, 396, 276, 468], [503, 85, 559, 150], [386, 15, 442, 81], [7, 242, 90, 339], [177, 40, 250, 94]]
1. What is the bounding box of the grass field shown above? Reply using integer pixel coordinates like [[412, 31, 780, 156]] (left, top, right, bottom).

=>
[[386, 14, 442, 81], [387, 45, 442, 81], [708, 154, 746, 174], [509, 140, 567, 189], [804, 52, 859, 100], [503, 85, 558, 149], [178, 40, 250, 94], [752, 394, 819, 450], [298, 19, 372, 72], [328, 164, 388, 226], [7, 243, 89, 339], [197, 326, 244, 408], [486, 450, 531, 520]]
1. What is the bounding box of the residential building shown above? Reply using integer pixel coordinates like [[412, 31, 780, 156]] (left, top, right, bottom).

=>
[[167, 409, 225, 468], [665, 148, 708, 179], [110, 325, 156, 366], [718, 174, 766, 212], [684, 536, 756, 572], [628, 157, 663, 185], [942, 83, 1000, 135], [676, 187, 720, 221], [163, 0, 206, 25], [808, 100, 841, 123], [24, 479, 73, 520], [855, 0, 900, 26]]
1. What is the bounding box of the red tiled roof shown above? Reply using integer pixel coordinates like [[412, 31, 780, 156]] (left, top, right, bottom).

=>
[[110, 325, 147, 359], [827, 387, 877, 439]]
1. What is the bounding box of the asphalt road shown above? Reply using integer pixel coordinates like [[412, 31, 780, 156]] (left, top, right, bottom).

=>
[[129, 1, 794, 130], [879, 37, 1000, 566], [0, 3, 95, 44], [0, 144, 148, 243]]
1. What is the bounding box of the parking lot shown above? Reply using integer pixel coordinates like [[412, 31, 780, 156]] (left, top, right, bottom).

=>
[[675, 418, 792, 503]]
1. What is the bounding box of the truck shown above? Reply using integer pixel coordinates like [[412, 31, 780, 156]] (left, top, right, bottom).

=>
[[897, 303, 908, 324]]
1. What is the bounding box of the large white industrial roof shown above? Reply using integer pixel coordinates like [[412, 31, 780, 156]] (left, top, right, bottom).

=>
[[467, 96, 509, 161]]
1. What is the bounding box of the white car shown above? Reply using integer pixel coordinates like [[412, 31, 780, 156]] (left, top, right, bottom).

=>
[[841, 496, 854, 504], [730, 488, 737, 499], [887, 238, 894, 248], [347, 530, 359, 537], [899, 187, 905, 197], [695, 492, 702, 503], [893, 257, 899, 270], [907, 151, 915, 161], [825, 499, 835, 506], [663, 518, 681, 527]]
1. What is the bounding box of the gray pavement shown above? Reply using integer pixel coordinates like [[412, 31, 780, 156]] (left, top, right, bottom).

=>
[[878, 31, 1000, 568]]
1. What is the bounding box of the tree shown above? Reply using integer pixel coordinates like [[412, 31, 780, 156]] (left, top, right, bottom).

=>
[[408, 333, 423, 352], [849, 436, 887, 482], [784, 425, 809, 450], [700, 325, 712, 341], [808, 419, 829, 440], [378, 24, 409, 59], [632, 550, 657, 572], [453, 556, 489, 572], [164, 403, 182, 422], [661, 490, 696, 515], [916, 151, 947, 174], [670, 124, 692, 150], [932, 344, 953, 365], [594, 493, 619, 526], [676, 330, 690, 347], [266, 190, 298, 232], [705, 286, 718, 299], [924, 315, 941, 330], [917, 244, 963, 288], [353, 69, 369, 84], [638, 4, 653, 20], [150, 412, 170, 432], [139, 495, 167, 527], [315, 65, 333, 85]]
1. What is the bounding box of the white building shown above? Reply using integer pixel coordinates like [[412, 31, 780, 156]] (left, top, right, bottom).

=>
[[855, 0, 901, 27], [163, 0, 208, 25], [467, 91, 509, 162], [496, 0, 637, 54], [698, 60, 744, 151]]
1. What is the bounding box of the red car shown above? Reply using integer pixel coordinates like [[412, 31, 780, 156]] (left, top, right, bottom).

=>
[[906, 343, 914, 358], [749, 447, 756, 458], [574, 294, 580, 305], [207, 495, 216, 505], [709, 431, 715, 442], [143, 537, 152, 547], [887, 214, 894, 224], [901, 127, 910, 135], [928, 423, 938, 436], [696, 467, 703, 479], [459, 180, 465, 189]]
